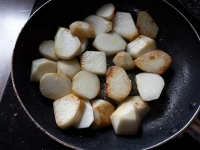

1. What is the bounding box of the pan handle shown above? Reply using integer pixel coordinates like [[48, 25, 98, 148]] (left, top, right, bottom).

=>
[[185, 117, 200, 142]]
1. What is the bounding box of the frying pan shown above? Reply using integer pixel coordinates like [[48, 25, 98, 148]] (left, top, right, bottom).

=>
[[11, 0, 200, 149]]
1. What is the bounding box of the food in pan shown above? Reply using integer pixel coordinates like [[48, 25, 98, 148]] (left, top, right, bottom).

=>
[[113, 51, 135, 70], [30, 58, 57, 82], [126, 35, 157, 59], [74, 100, 94, 129], [90, 99, 115, 130], [110, 95, 151, 135], [136, 10, 159, 39], [53, 93, 85, 130], [84, 15, 112, 37], [135, 73, 165, 101], [95, 3, 115, 20], [69, 21, 95, 39], [72, 70, 100, 100], [110, 97, 141, 135], [80, 51, 107, 75], [112, 11, 139, 41], [40, 73, 72, 100], [134, 50, 172, 75], [106, 66, 132, 102], [92, 33, 127, 56], [30, 3, 172, 135], [54, 27, 81, 60], [57, 58, 81, 80], [39, 40, 60, 61]]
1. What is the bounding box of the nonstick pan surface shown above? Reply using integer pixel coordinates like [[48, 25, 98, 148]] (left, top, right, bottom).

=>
[[11, 0, 200, 149]]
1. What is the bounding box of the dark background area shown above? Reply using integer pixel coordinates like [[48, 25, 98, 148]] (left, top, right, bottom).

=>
[[0, 0, 200, 149]]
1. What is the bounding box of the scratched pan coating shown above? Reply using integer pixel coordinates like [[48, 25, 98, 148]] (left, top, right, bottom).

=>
[[11, 0, 200, 149]]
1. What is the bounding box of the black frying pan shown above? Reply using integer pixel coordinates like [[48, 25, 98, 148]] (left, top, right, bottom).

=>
[[11, 0, 200, 149]]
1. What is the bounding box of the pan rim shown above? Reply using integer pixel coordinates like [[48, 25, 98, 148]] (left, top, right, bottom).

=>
[[10, 0, 200, 149]]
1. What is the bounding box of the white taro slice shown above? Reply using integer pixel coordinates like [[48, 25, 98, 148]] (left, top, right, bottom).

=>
[[40, 73, 72, 100], [54, 27, 81, 60], [92, 33, 126, 56]]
